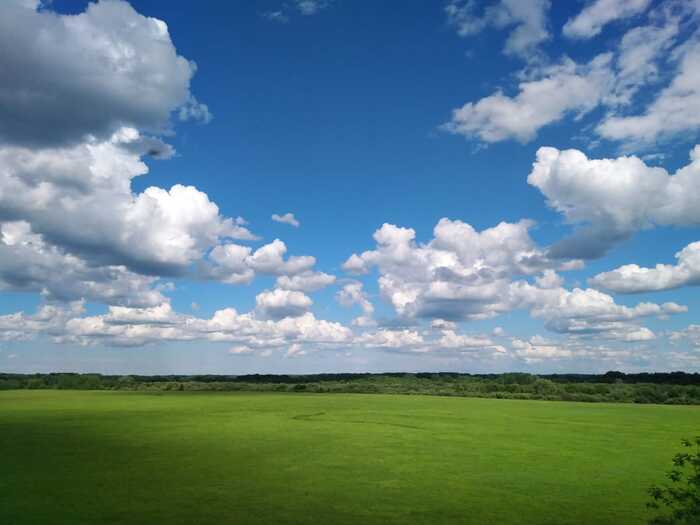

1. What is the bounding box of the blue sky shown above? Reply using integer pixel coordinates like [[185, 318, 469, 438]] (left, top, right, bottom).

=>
[[2, 0, 700, 374]]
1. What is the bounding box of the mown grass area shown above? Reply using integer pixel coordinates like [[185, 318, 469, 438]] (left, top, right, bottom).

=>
[[1, 390, 698, 524]]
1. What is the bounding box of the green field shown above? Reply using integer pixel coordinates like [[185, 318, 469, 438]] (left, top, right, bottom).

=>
[[1, 391, 698, 524]]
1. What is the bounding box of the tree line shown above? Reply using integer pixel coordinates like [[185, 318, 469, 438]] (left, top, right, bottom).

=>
[[3, 371, 700, 404]]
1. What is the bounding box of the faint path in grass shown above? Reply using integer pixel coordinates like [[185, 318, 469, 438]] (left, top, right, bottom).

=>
[[292, 411, 424, 430], [291, 411, 326, 421]]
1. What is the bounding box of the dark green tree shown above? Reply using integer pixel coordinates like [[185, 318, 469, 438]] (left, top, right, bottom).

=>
[[647, 436, 700, 524]]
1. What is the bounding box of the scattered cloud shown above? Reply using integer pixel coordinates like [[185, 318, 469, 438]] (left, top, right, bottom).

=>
[[255, 288, 313, 320], [336, 281, 375, 327], [272, 213, 301, 227], [203, 239, 316, 284], [442, 54, 614, 143], [445, 0, 551, 59], [276, 271, 336, 292], [598, 38, 700, 146], [262, 0, 331, 23], [563, 0, 652, 40]]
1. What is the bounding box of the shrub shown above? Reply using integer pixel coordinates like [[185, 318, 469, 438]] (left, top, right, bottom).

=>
[[647, 436, 700, 524]]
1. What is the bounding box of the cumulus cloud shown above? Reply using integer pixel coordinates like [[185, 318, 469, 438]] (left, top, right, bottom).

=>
[[204, 239, 317, 285], [276, 271, 336, 292], [442, 54, 614, 143], [0, 130, 255, 276], [528, 145, 700, 258], [563, 0, 652, 39], [0, 293, 669, 363], [336, 281, 375, 326], [445, 0, 551, 58], [255, 289, 313, 320], [0, 221, 166, 307], [342, 218, 681, 342], [0, 301, 85, 342], [0, 0, 208, 148], [514, 280, 683, 337], [511, 335, 573, 363], [590, 241, 700, 293], [55, 301, 352, 349], [343, 218, 582, 322], [271, 213, 300, 227]]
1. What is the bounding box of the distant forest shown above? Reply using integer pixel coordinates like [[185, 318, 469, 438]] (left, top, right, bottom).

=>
[[4, 371, 700, 405]]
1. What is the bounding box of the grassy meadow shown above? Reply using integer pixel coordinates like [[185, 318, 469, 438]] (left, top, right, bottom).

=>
[[1, 390, 698, 524]]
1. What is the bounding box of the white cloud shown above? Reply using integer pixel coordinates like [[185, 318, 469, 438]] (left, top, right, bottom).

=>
[[0, 0, 207, 148], [336, 281, 375, 326], [611, 14, 680, 105], [0, 301, 85, 342], [55, 300, 352, 350], [341, 218, 681, 342], [598, 38, 700, 145], [255, 288, 313, 320], [443, 54, 614, 143], [0, 131, 255, 277], [514, 281, 683, 336], [336, 281, 374, 315], [529, 145, 700, 258], [671, 324, 700, 348], [343, 218, 581, 322], [271, 213, 300, 228], [445, 0, 551, 58], [229, 345, 254, 355], [0, 221, 166, 307], [205, 239, 316, 284], [563, 0, 652, 39], [276, 271, 336, 292], [511, 336, 573, 363], [590, 241, 700, 293]]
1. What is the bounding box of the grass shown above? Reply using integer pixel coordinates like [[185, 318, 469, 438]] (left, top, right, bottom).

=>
[[1, 390, 698, 524]]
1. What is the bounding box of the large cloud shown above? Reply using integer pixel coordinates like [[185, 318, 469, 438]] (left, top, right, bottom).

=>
[[0, 221, 165, 306], [0, 130, 254, 276], [528, 145, 700, 258], [0, 0, 209, 149], [342, 218, 682, 342]]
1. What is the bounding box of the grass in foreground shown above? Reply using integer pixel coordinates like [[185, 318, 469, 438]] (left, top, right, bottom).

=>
[[1, 390, 698, 524]]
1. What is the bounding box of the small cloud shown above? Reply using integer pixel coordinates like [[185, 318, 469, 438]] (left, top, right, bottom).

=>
[[7, 353, 17, 360], [296, 0, 327, 16], [272, 212, 300, 228], [262, 1, 331, 23], [229, 345, 254, 355], [191, 302, 200, 311], [262, 10, 289, 23]]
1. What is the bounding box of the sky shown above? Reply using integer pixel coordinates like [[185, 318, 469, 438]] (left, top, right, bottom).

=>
[[2, 0, 700, 375]]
